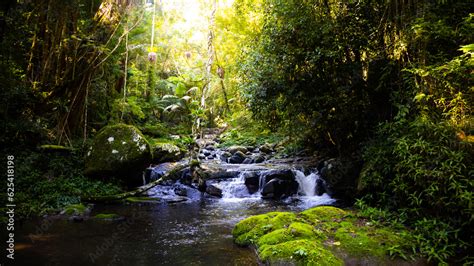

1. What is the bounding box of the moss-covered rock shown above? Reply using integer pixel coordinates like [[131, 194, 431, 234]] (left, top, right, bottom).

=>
[[259, 239, 343, 266], [233, 206, 414, 265], [233, 212, 297, 246], [85, 124, 152, 185], [92, 213, 126, 222], [151, 142, 185, 164], [124, 196, 162, 203], [61, 203, 90, 216], [94, 213, 121, 219]]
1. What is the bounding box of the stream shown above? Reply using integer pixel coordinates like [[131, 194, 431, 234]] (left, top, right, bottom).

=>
[[16, 159, 336, 265]]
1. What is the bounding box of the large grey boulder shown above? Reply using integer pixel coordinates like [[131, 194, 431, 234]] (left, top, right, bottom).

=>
[[85, 124, 152, 186]]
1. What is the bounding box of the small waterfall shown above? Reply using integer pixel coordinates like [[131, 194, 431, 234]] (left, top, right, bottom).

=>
[[293, 170, 319, 196], [258, 172, 266, 192], [219, 172, 260, 200]]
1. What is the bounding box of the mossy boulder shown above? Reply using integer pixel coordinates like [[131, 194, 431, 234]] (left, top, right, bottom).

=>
[[60, 204, 90, 216], [151, 142, 185, 164], [94, 213, 121, 219], [259, 239, 342, 266], [85, 124, 152, 186], [233, 206, 414, 265]]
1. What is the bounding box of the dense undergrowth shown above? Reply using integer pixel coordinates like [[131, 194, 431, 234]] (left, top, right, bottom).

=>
[[1, 147, 123, 221]]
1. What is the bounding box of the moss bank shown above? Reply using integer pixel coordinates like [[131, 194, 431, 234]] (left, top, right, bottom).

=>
[[232, 206, 414, 265]]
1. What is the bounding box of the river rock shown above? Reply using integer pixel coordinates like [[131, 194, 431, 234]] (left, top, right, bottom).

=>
[[259, 143, 273, 154], [319, 157, 362, 202], [152, 143, 184, 164], [220, 151, 232, 162], [206, 184, 223, 198], [260, 169, 295, 184], [174, 187, 188, 197], [315, 178, 326, 196], [203, 149, 212, 156], [228, 146, 248, 155], [261, 178, 298, 199], [228, 151, 247, 164], [243, 172, 260, 194], [253, 155, 265, 163], [85, 124, 152, 186], [205, 145, 215, 151]]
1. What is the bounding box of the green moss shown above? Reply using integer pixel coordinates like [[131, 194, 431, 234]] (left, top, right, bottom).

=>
[[85, 124, 152, 177], [94, 213, 120, 219], [152, 142, 184, 163], [257, 222, 325, 247], [63, 204, 88, 215], [259, 239, 343, 266], [233, 206, 415, 264], [300, 206, 347, 223], [125, 197, 162, 203], [39, 145, 73, 151], [233, 212, 297, 246]]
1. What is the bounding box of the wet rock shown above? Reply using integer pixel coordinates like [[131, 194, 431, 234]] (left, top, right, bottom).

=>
[[242, 158, 253, 164], [206, 184, 223, 198], [198, 154, 206, 160], [315, 178, 326, 196], [203, 149, 211, 156], [244, 172, 260, 194], [253, 155, 265, 163], [209, 170, 239, 179], [69, 216, 84, 222], [148, 163, 176, 182], [152, 143, 184, 164], [174, 187, 188, 197], [229, 151, 247, 164], [261, 169, 295, 184], [84, 124, 152, 186], [261, 178, 299, 199], [220, 151, 232, 162], [205, 145, 215, 151], [246, 146, 256, 152], [259, 143, 273, 154], [61, 203, 90, 216], [165, 196, 188, 203], [228, 146, 248, 155]]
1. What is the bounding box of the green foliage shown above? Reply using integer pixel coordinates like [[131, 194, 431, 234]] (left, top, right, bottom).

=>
[[13, 148, 123, 218], [238, 0, 378, 154]]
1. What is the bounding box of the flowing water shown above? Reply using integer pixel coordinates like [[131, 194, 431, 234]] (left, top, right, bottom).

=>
[[15, 166, 335, 265]]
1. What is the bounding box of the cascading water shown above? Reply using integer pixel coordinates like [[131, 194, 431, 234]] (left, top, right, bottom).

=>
[[291, 169, 335, 208], [218, 171, 260, 201], [293, 170, 318, 196]]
